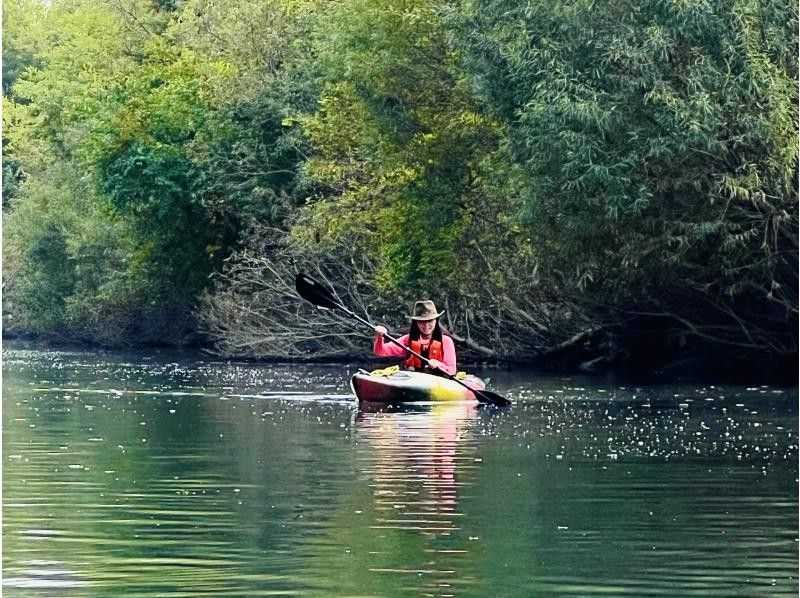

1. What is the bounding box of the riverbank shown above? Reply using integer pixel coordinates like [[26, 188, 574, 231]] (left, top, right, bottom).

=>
[[3, 332, 797, 388]]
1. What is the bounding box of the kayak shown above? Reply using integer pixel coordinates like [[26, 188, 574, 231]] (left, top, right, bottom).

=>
[[351, 368, 486, 403]]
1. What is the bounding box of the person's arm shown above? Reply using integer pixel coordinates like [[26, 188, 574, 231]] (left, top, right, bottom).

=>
[[373, 328, 409, 357], [430, 335, 457, 376]]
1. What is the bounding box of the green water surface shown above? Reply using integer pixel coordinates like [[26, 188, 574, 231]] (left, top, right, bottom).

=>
[[3, 343, 797, 596]]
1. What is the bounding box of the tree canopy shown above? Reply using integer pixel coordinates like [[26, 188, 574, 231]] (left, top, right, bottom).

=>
[[3, 0, 797, 374]]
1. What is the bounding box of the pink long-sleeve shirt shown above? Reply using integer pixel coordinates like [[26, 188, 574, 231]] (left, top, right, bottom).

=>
[[373, 333, 457, 376]]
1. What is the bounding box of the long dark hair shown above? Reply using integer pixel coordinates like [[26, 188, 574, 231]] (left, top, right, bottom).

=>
[[408, 319, 443, 342]]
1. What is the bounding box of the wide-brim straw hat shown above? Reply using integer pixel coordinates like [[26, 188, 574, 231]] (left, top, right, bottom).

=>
[[408, 300, 445, 321]]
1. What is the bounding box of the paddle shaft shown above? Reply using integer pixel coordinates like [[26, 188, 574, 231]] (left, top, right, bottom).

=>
[[333, 304, 435, 366]]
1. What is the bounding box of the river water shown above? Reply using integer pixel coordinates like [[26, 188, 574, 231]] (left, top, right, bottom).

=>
[[2, 343, 797, 596]]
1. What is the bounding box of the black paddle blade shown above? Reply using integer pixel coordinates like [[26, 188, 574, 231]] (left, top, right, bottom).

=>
[[474, 388, 512, 407], [295, 272, 342, 310]]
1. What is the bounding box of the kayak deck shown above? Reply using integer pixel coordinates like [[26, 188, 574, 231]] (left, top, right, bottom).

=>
[[351, 369, 486, 403]]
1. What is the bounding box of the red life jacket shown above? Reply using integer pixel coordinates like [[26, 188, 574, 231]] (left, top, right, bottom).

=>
[[404, 338, 444, 371]]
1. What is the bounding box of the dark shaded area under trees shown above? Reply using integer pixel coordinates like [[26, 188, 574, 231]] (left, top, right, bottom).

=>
[[3, 0, 797, 381]]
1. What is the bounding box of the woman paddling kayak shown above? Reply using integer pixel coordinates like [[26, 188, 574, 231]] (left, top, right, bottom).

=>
[[294, 272, 510, 405], [373, 300, 457, 376]]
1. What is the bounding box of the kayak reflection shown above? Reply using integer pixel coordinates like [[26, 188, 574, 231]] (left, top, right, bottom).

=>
[[354, 402, 480, 538]]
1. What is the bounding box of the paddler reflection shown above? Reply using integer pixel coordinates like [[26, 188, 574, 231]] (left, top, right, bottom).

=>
[[355, 402, 480, 537]]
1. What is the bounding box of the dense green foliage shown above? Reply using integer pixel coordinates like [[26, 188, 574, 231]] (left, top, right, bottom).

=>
[[4, 0, 310, 344], [4, 0, 797, 371], [452, 0, 798, 357]]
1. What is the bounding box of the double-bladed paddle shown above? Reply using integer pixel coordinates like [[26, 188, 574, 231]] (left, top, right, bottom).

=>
[[295, 272, 511, 407]]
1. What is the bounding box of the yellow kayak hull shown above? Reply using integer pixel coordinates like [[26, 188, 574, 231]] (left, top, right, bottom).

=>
[[351, 370, 485, 403]]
